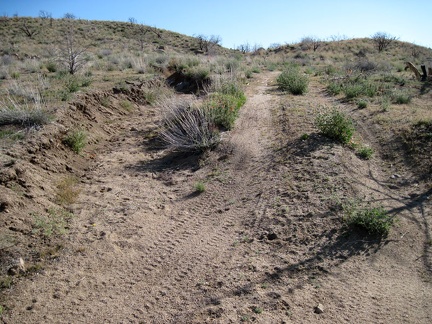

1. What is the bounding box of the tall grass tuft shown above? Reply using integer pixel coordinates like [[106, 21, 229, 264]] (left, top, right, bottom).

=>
[[0, 83, 52, 126], [159, 98, 220, 152]]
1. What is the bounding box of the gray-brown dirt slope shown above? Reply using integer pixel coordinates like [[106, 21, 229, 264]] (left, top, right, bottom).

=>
[[2, 72, 431, 323]]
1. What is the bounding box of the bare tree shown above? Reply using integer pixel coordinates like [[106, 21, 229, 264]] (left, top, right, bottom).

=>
[[39, 10, 52, 19], [39, 10, 53, 27], [237, 43, 251, 54], [128, 17, 137, 24], [251, 43, 262, 53], [371, 32, 397, 52], [300, 36, 321, 51], [20, 21, 39, 38], [209, 35, 222, 47], [195, 35, 221, 53], [57, 25, 89, 74], [196, 35, 208, 52], [329, 34, 348, 42], [134, 23, 162, 51], [64, 12, 76, 20], [268, 43, 282, 50]]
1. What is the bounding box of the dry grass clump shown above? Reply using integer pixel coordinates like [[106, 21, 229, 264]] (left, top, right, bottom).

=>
[[0, 80, 52, 126], [55, 176, 81, 205], [159, 97, 220, 152]]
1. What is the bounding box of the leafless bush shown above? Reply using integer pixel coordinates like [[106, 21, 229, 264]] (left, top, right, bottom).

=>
[[300, 36, 322, 51], [353, 59, 377, 72], [329, 34, 348, 42], [63, 13, 76, 20], [196, 34, 222, 53], [20, 21, 39, 38], [159, 97, 220, 152], [237, 43, 251, 54], [371, 32, 397, 52], [133, 24, 162, 51], [39, 10, 52, 20]]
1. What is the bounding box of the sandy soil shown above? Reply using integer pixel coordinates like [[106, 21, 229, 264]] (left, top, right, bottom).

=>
[[1, 72, 431, 323]]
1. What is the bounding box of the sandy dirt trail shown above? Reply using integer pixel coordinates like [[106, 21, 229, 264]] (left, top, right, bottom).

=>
[[3, 72, 431, 323]]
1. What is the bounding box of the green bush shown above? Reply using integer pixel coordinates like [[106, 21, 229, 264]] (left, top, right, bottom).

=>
[[64, 76, 81, 93], [344, 205, 393, 237], [357, 145, 374, 159], [326, 81, 343, 96], [0, 106, 52, 126], [277, 68, 308, 95], [343, 80, 377, 99], [194, 181, 206, 193], [63, 130, 87, 153], [380, 95, 391, 111], [315, 108, 355, 144], [391, 91, 411, 104], [203, 93, 244, 130], [219, 81, 246, 101], [185, 66, 210, 82], [357, 100, 368, 109], [32, 208, 74, 237]]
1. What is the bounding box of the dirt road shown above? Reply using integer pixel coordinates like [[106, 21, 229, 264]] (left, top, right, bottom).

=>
[[3, 72, 431, 323]]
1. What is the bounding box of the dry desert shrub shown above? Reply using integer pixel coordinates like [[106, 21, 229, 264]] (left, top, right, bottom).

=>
[[159, 97, 220, 152]]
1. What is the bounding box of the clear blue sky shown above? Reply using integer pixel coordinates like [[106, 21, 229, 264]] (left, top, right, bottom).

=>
[[1, 0, 431, 49]]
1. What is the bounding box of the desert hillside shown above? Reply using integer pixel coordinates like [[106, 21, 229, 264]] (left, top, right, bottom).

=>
[[0, 17, 431, 323]]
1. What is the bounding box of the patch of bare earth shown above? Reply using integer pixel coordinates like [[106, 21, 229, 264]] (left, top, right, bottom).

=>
[[2, 72, 431, 323]]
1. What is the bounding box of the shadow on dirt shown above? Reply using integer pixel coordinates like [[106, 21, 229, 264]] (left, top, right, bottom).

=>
[[263, 230, 386, 280], [276, 133, 335, 159], [390, 187, 432, 273], [231, 214, 389, 301], [420, 80, 431, 95], [166, 71, 210, 94], [130, 150, 202, 173], [350, 168, 432, 274]]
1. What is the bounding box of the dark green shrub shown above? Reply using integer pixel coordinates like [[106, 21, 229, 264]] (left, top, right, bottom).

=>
[[344, 205, 393, 237], [315, 108, 355, 144], [357, 100, 368, 109], [63, 130, 87, 153], [357, 145, 373, 159], [277, 68, 308, 95]]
